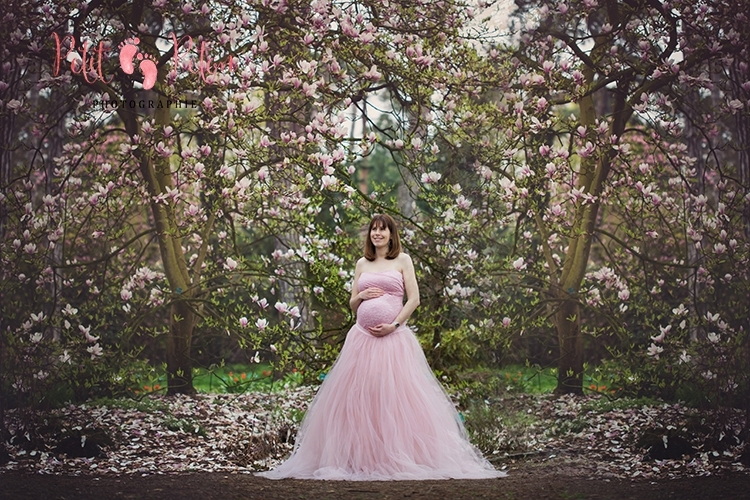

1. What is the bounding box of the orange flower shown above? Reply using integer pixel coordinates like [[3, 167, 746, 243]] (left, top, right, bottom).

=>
[[154, 384, 161, 390], [241, 373, 247, 379], [589, 384, 597, 390], [262, 370, 271, 376], [144, 385, 152, 391]]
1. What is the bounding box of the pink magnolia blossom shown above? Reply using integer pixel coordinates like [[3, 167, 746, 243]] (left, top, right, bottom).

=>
[[512, 257, 526, 270], [224, 257, 238, 270], [363, 65, 382, 81], [274, 301, 289, 314], [651, 325, 671, 343]]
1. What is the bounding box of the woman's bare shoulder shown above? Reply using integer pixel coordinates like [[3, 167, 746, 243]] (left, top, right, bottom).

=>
[[354, 257, 368, 270], [397, 252, 414, 265], [395, 253, 415, 272]]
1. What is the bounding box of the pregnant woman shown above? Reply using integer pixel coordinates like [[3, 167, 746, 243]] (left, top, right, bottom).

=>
[[258, 214, 505, 480]]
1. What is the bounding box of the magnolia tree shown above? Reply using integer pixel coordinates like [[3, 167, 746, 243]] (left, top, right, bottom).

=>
[[2, 0, 747, 441], [453, 0, 750, 404], [0, 0, 511, 416]]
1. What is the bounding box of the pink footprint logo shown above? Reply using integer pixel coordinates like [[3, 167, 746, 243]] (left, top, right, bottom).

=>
[[117, 37, 158, 90], [118, 37, 140, 75], [136, 52, 158, 90]]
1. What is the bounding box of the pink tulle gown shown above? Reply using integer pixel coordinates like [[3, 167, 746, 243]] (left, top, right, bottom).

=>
[[257, 269, 505, 480]]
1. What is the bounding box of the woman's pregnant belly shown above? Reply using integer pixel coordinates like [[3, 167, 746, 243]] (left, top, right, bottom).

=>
[[356, 294, 401, 330]]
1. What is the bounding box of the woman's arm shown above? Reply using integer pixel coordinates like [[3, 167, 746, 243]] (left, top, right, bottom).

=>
[[349, 263, 364, 313], [392, 253, 420, 326], [349, 258, 384, 312]]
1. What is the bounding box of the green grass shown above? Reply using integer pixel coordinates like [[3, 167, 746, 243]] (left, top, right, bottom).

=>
[[130, 363, 303, 395], [580, 396, 661, 413], [498, 365, 558, 394], [498, 364, 626, 395], [456, 364, 626, 398], [127, 361, 623, 398]]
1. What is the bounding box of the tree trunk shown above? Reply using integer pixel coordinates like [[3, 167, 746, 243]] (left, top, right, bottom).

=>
[[167, 297, 196, 394], [118, 57, 198, 394], [738, 97, 750, 435], [683, 85, 712, 341], [554, 294, 584, 394]]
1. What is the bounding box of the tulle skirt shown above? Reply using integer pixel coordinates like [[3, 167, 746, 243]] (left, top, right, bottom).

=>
[[257, 323, 505, 480]]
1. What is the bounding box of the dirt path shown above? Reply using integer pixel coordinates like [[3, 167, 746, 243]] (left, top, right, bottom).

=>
[[2, 464, 749, 500]]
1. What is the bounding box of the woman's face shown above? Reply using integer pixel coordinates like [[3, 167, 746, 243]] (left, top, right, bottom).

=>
[[370, 223, 391, 249]]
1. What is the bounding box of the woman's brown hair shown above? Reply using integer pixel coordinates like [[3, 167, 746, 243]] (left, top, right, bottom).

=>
[[364, 214, 401, 261]]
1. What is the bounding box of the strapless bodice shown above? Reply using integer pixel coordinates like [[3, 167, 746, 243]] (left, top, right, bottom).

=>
[[356, 270, 404, 330]]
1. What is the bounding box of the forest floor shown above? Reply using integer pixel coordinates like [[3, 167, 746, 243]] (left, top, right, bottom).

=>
[[2, 464, 750, 500], [1, 388, 749, 499]]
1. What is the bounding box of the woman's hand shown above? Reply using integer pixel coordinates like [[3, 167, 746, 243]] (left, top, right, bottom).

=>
[[358, 287, 384, 301], [368, 322, 398, 337]]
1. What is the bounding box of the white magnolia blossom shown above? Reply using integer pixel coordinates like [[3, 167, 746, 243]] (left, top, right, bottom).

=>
[[320, 175, 338, 190], [87, 343, 103, 359], [80, 324, 99, 343], [647, 343, 663, 359], [679, 350, 692, 364], [672, 304, 688, 316], [420, 171, 441, 184]]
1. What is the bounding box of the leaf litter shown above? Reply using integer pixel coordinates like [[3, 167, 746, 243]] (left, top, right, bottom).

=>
[[1, 389, 748, 480]]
